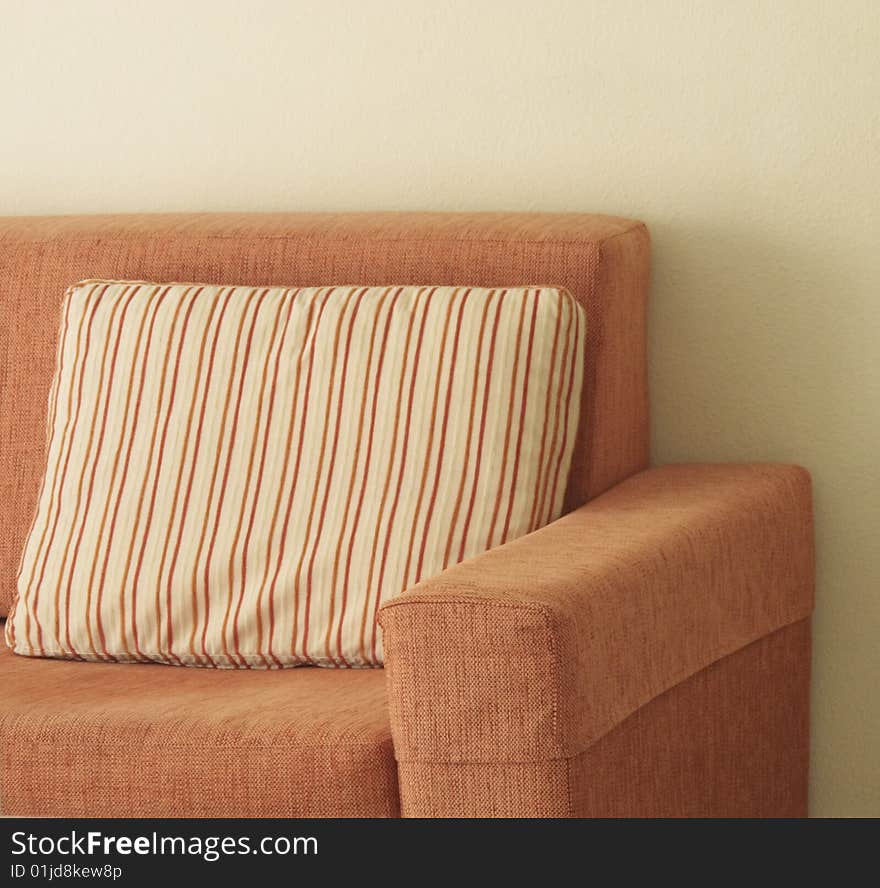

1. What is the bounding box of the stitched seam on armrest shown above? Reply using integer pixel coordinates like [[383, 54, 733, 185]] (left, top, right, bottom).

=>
[[381, 596, 566, 758], [381, 594, 553, 613], [390, 612, 813, 765]]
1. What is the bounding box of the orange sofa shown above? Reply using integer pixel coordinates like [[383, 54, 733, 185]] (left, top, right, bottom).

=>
[[0, 212, 814, 817]]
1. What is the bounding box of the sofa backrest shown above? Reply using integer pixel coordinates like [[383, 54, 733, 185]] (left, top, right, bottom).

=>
[[0, 212, 650, 615]]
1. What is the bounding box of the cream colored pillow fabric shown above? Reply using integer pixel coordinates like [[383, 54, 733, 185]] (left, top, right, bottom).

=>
[[8, 282, 585, 667]]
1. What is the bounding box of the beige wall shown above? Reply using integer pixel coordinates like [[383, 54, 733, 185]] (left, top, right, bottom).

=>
[[2, 1, 878, 815]]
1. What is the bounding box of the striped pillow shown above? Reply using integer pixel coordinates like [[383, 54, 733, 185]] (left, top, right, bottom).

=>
[[8, 282, 585, 667]]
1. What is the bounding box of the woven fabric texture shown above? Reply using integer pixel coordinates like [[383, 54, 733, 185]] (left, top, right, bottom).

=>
[[8, 282, 583, 667], [0, 627, 398, 816], [379, 464, 815, 800], [396, 620, 811, 817], [0, 212, 650, 616]]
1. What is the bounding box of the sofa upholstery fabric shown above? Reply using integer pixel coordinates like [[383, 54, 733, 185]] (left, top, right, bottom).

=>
[[0, 628, 398, 816], [379, 464, 814, 815], [397, 619, 811, 816]]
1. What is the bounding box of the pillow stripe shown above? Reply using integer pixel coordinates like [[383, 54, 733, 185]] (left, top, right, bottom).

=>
[[360, 286, 434, 663], [122, 286, 200, 661], [529, 288, 566, 534], [544, 294, 584, 528], [326, 287, 400, 667], [441, 289, 498, 571], [10, 283, 585, 667], [64, 282, 144, 658], [299, 286, 369, 664], [409, 287, 472, 589], [11, 285, 71, 654], [148, 286, 205, 656], [156, 286, 230, 665], [535, 290, 574, 531], [29, 282, 110, 656], [86, 285, 166, 659], [484, 289, 528, 552], [224, 289, 295, 666], [500, 290, 540, 546], [264, 287, 334, 666]]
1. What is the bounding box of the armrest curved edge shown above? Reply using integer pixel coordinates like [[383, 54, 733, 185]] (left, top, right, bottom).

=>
[[379, 463, 815, 763]]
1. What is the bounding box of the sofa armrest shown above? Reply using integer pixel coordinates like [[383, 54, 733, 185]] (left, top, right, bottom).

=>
[[378, 464, 814, 772]]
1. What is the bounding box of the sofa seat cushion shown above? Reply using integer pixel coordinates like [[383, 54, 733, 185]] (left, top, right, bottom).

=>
[[0, 628, 399, 816]]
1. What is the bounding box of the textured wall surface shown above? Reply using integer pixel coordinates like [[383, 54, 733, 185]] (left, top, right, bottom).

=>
[[1, 0, 878, 816]]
